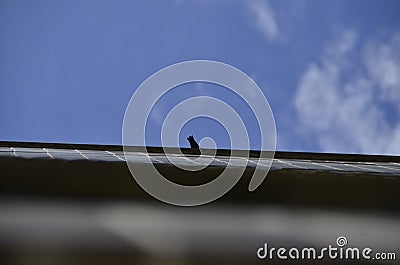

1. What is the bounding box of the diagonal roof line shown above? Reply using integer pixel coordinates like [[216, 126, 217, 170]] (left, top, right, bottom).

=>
[[0, 141, 399, 162]]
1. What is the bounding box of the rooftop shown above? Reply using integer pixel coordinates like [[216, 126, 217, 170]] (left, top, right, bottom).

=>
[[1, 141, 399, 265]]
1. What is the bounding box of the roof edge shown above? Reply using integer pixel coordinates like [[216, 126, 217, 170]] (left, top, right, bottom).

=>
[[0, 141, 399, 162]]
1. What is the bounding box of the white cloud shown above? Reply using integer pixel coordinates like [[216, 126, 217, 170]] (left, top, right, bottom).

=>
[[326, 30, 357, 59], [365, 33, 400, 103], [294, 30, 400, 154], [245, 0, 279, 41]]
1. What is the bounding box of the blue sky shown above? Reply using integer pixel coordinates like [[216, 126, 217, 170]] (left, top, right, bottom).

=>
[[1, 0, 400, 154]]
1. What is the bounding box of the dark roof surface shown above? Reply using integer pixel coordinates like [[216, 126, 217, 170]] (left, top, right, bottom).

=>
[[1, 141, 400, 264], [1, 141, 400, 210], [1, 141, 400, 176]]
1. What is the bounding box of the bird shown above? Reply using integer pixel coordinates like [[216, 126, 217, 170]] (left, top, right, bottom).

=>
[[187, 135, 200, 155]]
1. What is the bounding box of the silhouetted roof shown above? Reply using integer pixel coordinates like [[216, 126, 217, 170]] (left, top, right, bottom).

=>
[[1, 141, 400, 175], [1, 141, 399, 264]]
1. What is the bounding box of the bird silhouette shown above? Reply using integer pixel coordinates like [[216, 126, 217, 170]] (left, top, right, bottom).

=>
[[187, 135, 200, 155]]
